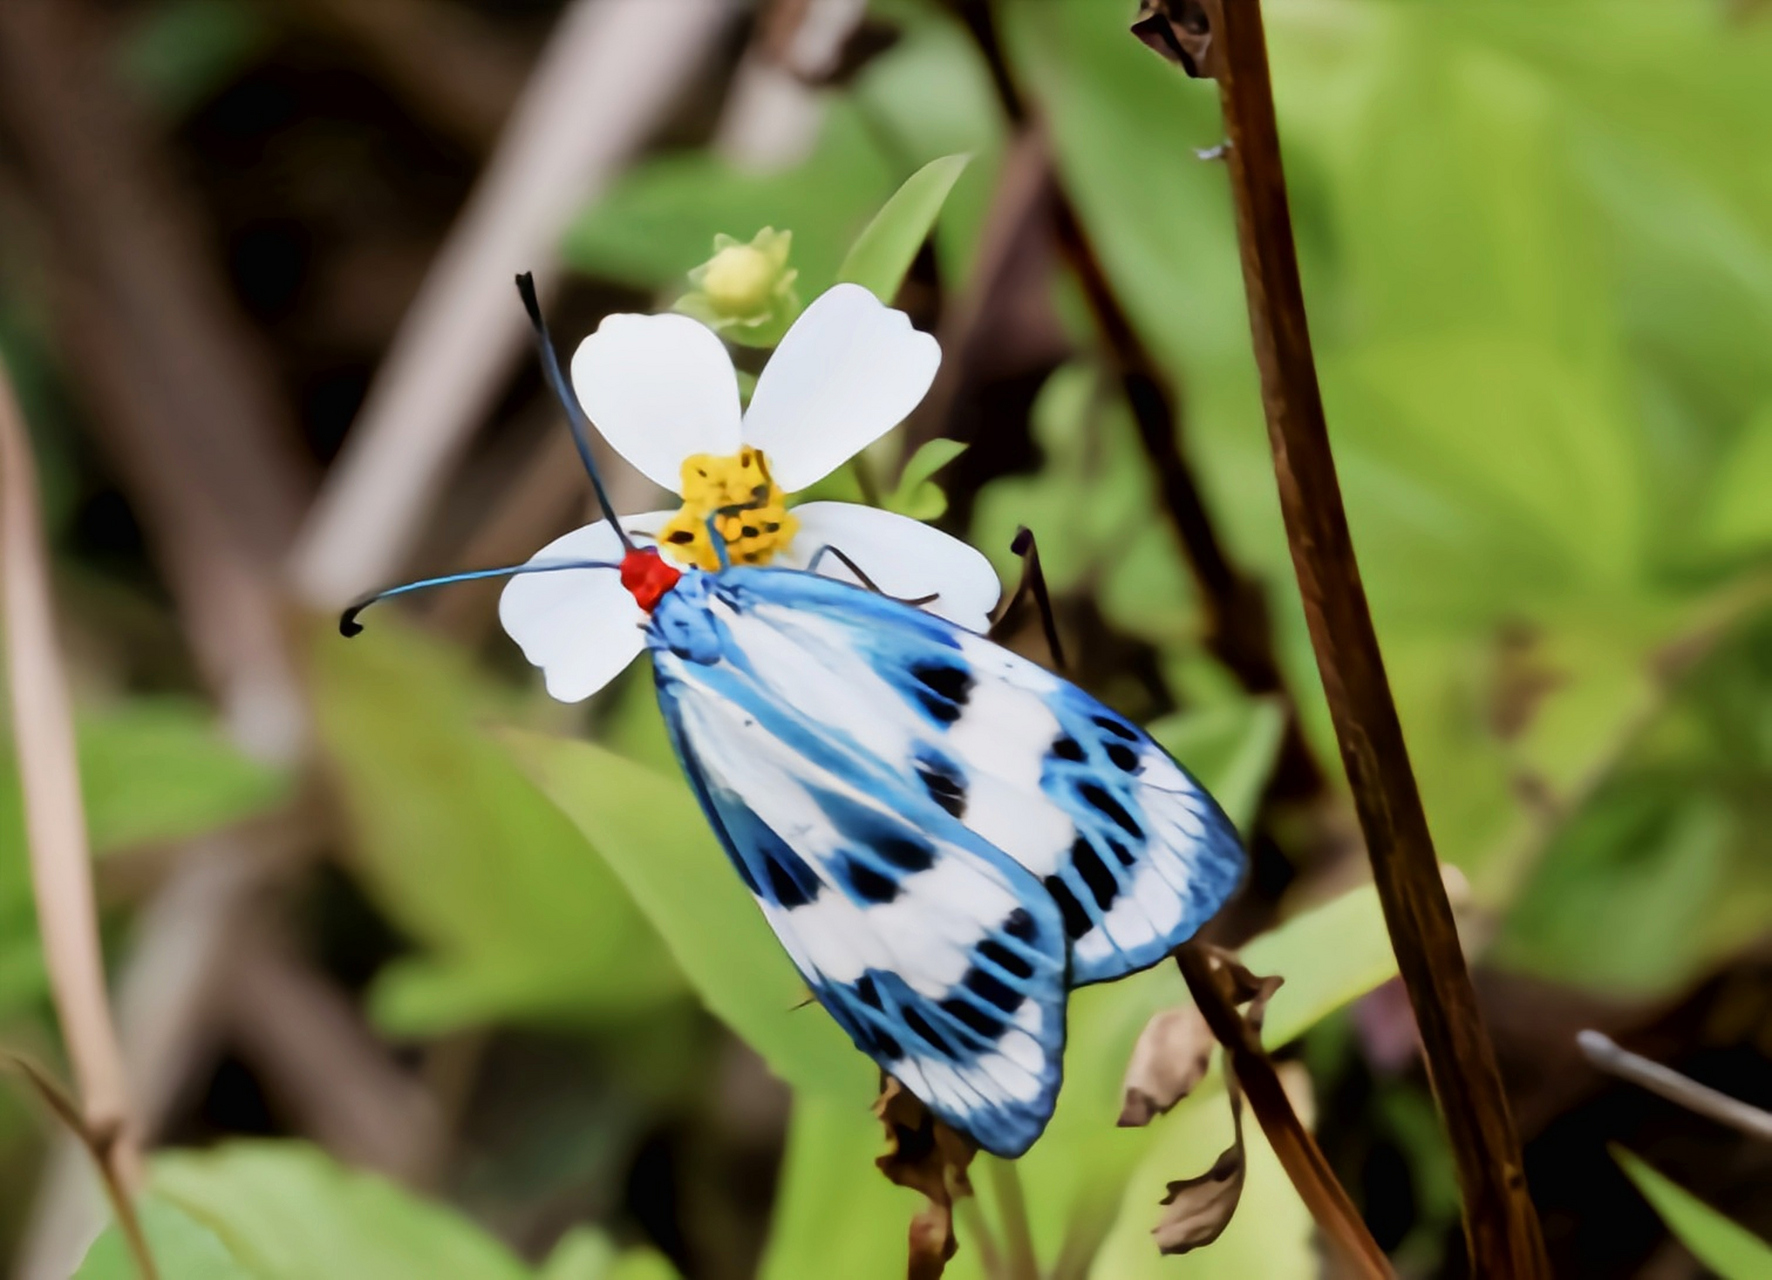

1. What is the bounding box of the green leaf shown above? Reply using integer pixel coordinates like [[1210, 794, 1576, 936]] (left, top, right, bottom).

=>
[[152, 1141, 532, 1280], [882, 438, 968, 520], [1146, 697, 1286, 832], [565, 104, 896, 295], [76, 1197, 253, 1280], [1695, 403, 1772, 560], [505, 729, 869, 1099], [308, 620, 681, 1033], [1614, 1147, 1772, 1280], [117, 0, 269, 119], [837, 154, 971, 305], [76, 701, 291, 853]]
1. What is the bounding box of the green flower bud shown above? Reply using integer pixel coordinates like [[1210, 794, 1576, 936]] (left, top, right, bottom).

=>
[[677, 228, 799, 347]]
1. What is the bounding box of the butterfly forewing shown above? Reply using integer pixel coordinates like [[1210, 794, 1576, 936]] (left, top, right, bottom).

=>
[[651, 585, 1069, 1157], [695, 569, 1248, 988]]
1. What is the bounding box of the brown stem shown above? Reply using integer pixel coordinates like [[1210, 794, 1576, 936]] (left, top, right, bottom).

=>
[[2, 1055, 158, 1280], [1147, 0, 1552, 1272], [0, 360, 147, 1260], [1174, 948, 1392, 1279]]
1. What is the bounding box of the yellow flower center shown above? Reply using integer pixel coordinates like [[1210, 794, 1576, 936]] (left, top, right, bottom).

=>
[[658, 447, 798, 571]]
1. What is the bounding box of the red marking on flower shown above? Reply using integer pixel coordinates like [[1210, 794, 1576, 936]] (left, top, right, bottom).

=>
[[620, 548, 681, 612]]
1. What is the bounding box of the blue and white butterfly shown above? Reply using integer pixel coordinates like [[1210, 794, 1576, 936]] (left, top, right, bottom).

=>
[[343, 277, 1247, 1158]]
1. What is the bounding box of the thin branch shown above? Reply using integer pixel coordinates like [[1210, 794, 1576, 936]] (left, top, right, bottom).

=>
[[0, 357, 141, 1188], [1174, 946, 1394, 1279], [1578, 1030, 1772, 1143], [1141, 1, 1551, 1272], [1, 1055, 157, 1280]]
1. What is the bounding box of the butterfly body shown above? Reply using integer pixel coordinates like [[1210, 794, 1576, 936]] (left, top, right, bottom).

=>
[[644, 564, 1246, 1156]]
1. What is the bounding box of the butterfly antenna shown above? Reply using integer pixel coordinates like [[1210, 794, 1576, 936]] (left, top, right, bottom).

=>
[[514, 272, 634, 552], [338, 558, 620, 637]]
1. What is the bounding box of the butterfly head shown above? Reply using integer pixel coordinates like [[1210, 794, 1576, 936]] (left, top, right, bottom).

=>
[[619, 547, 682, 612]]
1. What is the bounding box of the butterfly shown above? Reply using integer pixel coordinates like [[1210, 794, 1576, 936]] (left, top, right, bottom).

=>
[[343, 276, 1248, 1158]]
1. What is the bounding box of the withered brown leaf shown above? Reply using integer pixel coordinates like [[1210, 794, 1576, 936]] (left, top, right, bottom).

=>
[[875, 1077, 977, 1279], [1120, 1004, 1216, 1127]]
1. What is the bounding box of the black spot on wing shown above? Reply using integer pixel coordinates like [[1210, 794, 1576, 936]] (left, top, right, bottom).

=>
[[1106, 742, 1141, 773], [1078, 781, 1144, 840], [907, 661, 973, 725], [940, 995, 1006, 1042], [916, 758, 968, 819], [878, 835, 935, 874], [978, 938, 1034, 980], [1004, 907, 1038, 943], [963, 966, 1023, 1014], [845, 858, 900, 904], [904, 1007, 954, 1056], [1071, 837, 1121, 911], [1044, 874, 1092, 939], [756, 828, 821, 908], [1093, 714, 1139, 741], [1051, 735, 1086, 762], [855, 975, 883, 1009]]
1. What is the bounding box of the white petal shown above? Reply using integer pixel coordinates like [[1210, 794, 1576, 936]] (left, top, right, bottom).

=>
[[498, 518, 666, 703], [778, 502, 1000, 633], [741, 284, 940, 491], [571, 313, 742, 493]]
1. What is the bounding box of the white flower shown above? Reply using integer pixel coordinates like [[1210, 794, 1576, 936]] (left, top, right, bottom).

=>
[[499, 284, 1001, 703]]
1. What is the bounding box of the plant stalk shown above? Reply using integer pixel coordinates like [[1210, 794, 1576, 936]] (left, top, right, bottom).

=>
[[1174, 948, 1393, 1278], [1149, 0, 1552, 1272]]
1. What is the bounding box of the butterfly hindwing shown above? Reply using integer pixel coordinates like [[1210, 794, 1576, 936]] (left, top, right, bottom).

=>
[[693, 568, 1248, 988], [649, 576, 1068, 1157]]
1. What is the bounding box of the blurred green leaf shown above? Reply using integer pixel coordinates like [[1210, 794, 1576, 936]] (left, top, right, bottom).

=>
[[1146, 697, 1285, 832], [1695, 403, 1772, 561], [308, 621, 681, 1033], [76, 700, 291, 853], [882, 438, 967, 521], [838, 154, 970, 305], [505, 729, 869, 1099], [565, 105, 895, 296], [152, 1141, 532, 1280], [77, 1197, 254, 1280], [1614, 1147, 1772, 1280], [602, 1250, 685, 1280]]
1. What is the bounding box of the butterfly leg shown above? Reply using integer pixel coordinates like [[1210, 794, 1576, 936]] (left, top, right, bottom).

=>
[[989, 526, 1067, 672], [803, 543, 940, 607]]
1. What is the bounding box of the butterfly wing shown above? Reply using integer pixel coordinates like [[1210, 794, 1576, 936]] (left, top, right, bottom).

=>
[[698, 568, 1248, 988], [650, 577, 1069, 1157]]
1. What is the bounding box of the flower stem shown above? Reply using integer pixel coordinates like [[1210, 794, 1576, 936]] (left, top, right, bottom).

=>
[[985, 1158, 1039, 1280]]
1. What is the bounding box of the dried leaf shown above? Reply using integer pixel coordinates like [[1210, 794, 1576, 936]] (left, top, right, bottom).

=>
[[875, 1078, 976, 1278], [1154, 1090, 1246, 1254], [1130, 0, 1221, 80], [1120, 1005, 1216, 1126], [1216, 952, 1284, 1033]]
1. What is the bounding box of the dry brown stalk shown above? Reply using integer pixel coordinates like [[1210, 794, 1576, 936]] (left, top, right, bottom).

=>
[[1136, 0, 1552, 1272], [0, 357, 145, 1235]]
